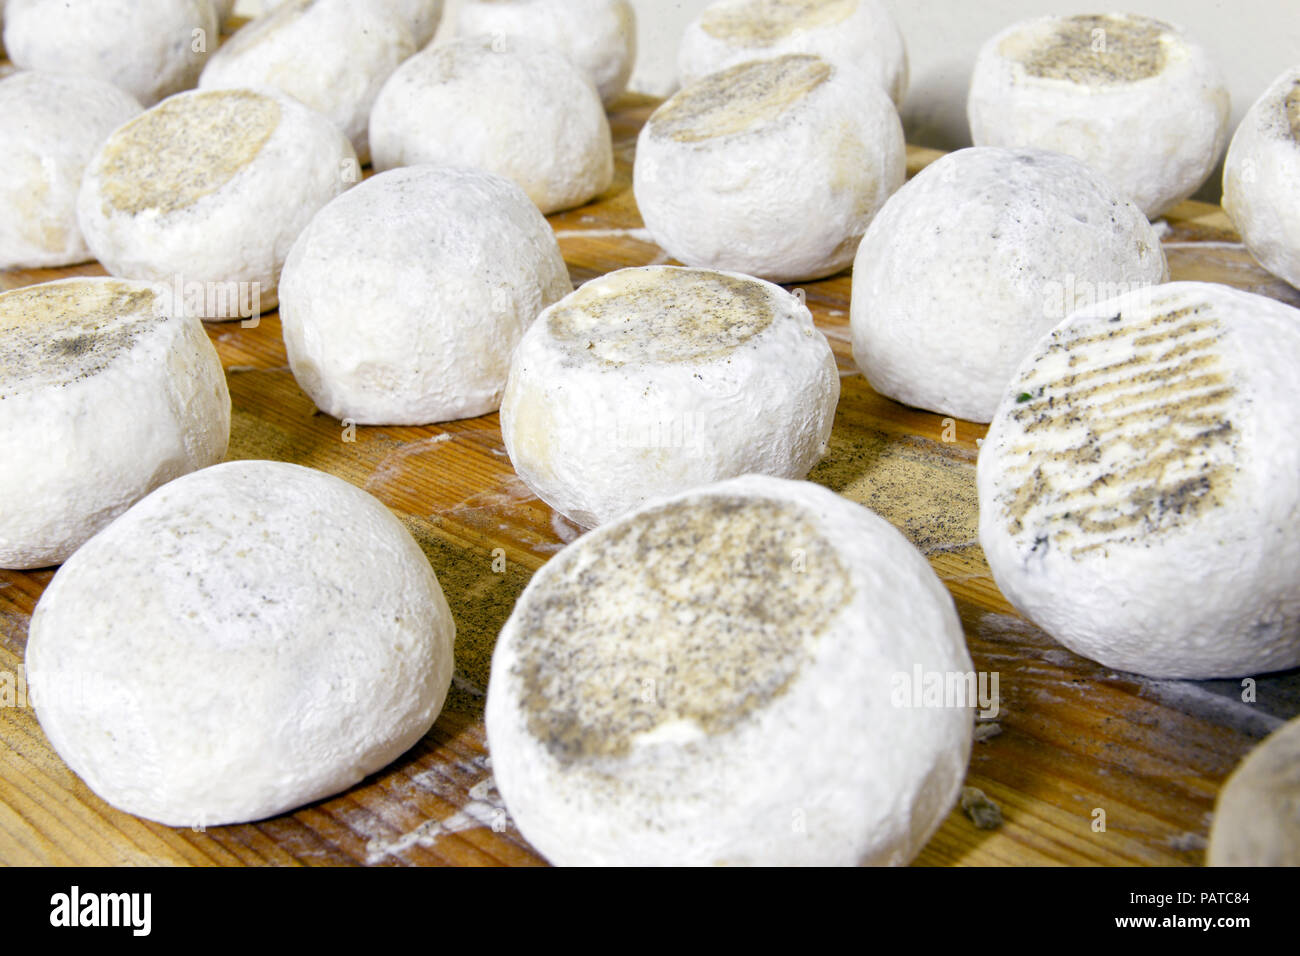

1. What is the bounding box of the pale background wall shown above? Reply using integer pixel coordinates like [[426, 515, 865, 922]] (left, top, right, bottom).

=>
[[232, 1, 1300, 196]]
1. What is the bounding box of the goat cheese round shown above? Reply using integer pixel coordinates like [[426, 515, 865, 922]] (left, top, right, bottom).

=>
[[369, 37, 613, 214], [0, 278, 230, 569], [501, 266, 839, 528], [1222, 65, 1300, 290], [634, 54, 904, 283], [968, 13, 1230, 219], [978, 281, 1300, 680], [26, 459, 456, 827], [486, 474, 974, 866], [678, 0, 907, 106], [0, 71, 142, 269], [1208, 715, 1300, 866], [851, 147, 1168, 423], [77, 88, 357, 319], [454, 0, 635, 107], [199, 0, 418, 163], [2, 0, 218, 107], [280, 165, 572, 425]]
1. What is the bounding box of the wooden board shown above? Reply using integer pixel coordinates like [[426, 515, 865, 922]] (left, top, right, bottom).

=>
[[2, 95, 1298, 867]]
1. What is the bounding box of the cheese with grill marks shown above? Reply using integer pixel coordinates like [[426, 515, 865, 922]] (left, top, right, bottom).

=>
[[978, 281, 1300, 679]]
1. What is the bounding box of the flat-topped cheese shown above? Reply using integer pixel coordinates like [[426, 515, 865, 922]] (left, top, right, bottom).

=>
[[97, 91, 280, 216], [969, 14, 1229, 218], [0, 278, 230, 569], [680, 0, 906, 105], [500, 266, 839, 528], [635, 54, 904, 283], [978, 281, 1300, 679], [78, 88, 356, 318], [1005, 13, 1167, 85], [487, 475, 973, 866]]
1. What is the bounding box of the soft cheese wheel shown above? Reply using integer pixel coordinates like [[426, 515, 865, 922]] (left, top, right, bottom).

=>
[[978, 282, 1300, 680], [455, 0, 635, 107], [200, 0, 418, 163], [501, 266, 838, 528], [26, 460, 455, 827], [851, 147, 1168, 424], [0, 279, 230, 569], [280, 165, 572, 425], [634, 54, 904, 283], [2, 0, 218, 107], [486, 474, 974, 866], [0, 71, 142, 269], [1208, 715, 1300, 866], [968, 13, 1229, 219], [78, 88, 356, 319], [1222, 66, 1300, 290], [678, 0, 907, 106], [369, 37, 612, 214]]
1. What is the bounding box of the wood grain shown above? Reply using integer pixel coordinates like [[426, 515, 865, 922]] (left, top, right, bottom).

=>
[[1, 95, 1297, 867]]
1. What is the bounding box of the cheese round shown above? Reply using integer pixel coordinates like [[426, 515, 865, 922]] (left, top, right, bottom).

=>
[[77, 88, 357, 319], [2, 0, 218, 107], [968, 13, 1230, 219], [369, 37, 613, 214], [279, 165, 572, 425], [199, 0, 418, 163], [25, 459, 456, 828], [678, 0, 907, 106], [1208, 715, 1300, 866], [851, 147, 1168, 424], [1222, 66, 1300, 290], [978, 281, 1300, 680], [486, 474, 974, 866], [454, 0, 635, 107], [0, 71, 142, 269], [634, 54, 904, 283], [0, 278, 230, 570], [500, 266, 839, 528]]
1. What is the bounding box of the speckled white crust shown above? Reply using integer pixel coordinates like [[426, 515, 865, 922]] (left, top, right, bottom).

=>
[[26, 460, 455, 827], [0, 71, 142, 269], [500, 266, 839, 528], [968, 13, 1230, 219], [77, 88, 357, 319], [635, 54, 904, 283], [1208, 715, 1300, 866], [0, 278, 230, 569], [851, 147, 1168, 424], [978, 282, 1300, 680], [486, 474, 973, 866], [678, 0, 906, 106], [199, 0, 418, 163], [2, 0, 217, 107], [1222, 66, 1300, 290], [454, 0, 635, 107], [280, 166, 572, 425], [369, 37, 612, 214]]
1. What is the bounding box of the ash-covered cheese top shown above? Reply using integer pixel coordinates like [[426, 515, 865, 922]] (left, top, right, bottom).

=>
[[649, 54, 831, 143], [993, 300, 1238, 560], [1285, 79, 1300, 143], [0, 281, 159, 400], [1004, 14, 1170, 85], [546, 267, 778, 366], [699, 0, 858, 46], [513, 494, 852, 762], [98, 90, 281, 216]]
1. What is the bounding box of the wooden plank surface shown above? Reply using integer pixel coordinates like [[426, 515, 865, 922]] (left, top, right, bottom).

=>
[[2, 94, 1298, 867]]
